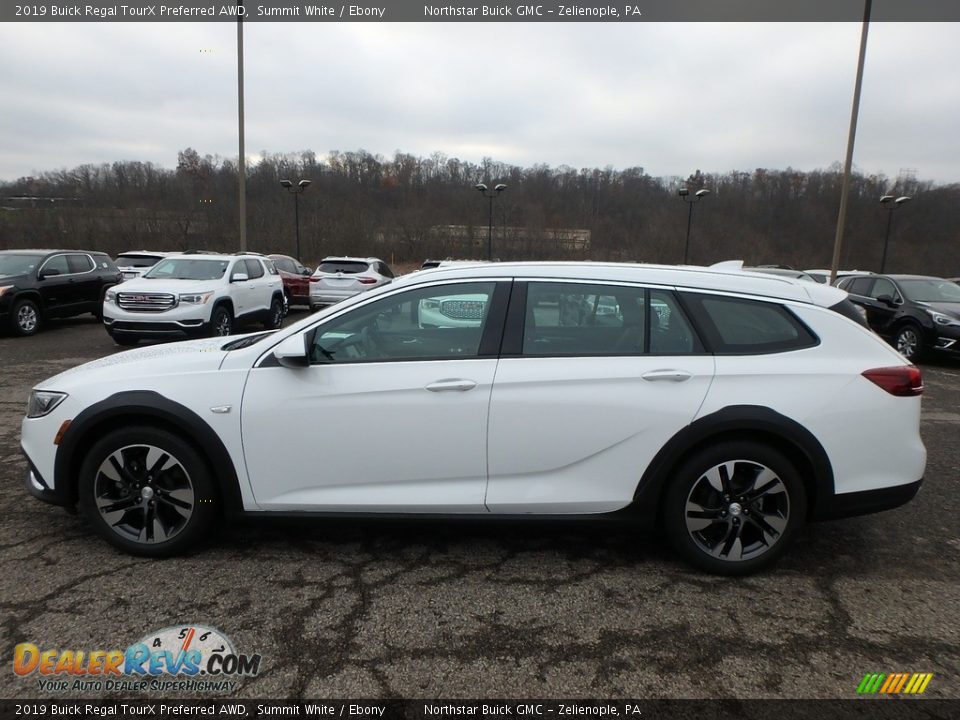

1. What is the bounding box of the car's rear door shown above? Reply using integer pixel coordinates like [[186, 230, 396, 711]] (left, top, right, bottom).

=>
[[485, 280, 715, 513]]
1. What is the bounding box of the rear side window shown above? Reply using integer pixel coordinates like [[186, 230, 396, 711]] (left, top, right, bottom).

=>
[[320, 261, 368, 274], [244, 259, 265, 279], [845, 277, 873, 296], [685, 293, 817, 354], [67, 254, 95, 273]]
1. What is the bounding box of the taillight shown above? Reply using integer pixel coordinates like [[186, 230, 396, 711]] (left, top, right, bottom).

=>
[[862, 366, 923, 396], [357, 277, 377, 284]]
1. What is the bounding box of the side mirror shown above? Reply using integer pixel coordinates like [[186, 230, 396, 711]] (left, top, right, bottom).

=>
[[231, 272, 249, 283], [877, 294, 897, 307], [272, 333, 309, 368], [301, 267, 312, 276]]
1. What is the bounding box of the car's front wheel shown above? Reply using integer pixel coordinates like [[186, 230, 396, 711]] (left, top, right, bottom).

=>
[[662, 442, 806, 575], [210, 306, 233, 337], [77, 426, 217, 557], [894, 323, 923, 362], [11, 298, 41, 336]]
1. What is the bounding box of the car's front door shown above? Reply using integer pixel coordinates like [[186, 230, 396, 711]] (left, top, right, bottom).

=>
[[240, 280, 509, 512], [36, 254, 74, 316], [485, 281, 715, 513]]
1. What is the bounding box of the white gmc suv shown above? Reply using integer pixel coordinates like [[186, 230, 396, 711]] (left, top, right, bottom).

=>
[[102, 253, 285, 345], [23, 262, 925, 574]]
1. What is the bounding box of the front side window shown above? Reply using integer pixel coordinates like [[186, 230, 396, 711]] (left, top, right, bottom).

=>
[[39, 255, 69, 276], [686, 293, 817, 354], [310, 282, 497, 364], [869, 278, 900, 302]]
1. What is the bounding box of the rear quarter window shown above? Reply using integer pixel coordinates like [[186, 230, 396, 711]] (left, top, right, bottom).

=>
[[684, 293, 818, 354]]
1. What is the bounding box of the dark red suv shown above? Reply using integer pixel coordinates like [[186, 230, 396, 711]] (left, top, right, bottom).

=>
[[268, 254, 313, 312]]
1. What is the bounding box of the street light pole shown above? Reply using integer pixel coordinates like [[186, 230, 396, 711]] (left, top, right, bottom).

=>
[[475, 183, 507, 261], [679, 188, 710, 264], [280, 179, 312, 260], [879, 194, 911, 273]]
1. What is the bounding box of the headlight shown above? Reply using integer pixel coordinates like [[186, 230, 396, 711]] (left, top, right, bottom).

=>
[[421, 299, 441, 311], [179, 291, 214, 304], [26, 390, 68, 418], [0, 285, 13, 297], [928, 310, 960, 327], [104, 289, 117, 304]]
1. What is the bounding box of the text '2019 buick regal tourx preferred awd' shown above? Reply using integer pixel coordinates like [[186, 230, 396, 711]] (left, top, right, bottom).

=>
[[21, 263, 925, 574]]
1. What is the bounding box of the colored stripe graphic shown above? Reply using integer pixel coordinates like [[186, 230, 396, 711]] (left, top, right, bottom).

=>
[[857, 672, 933, 694]]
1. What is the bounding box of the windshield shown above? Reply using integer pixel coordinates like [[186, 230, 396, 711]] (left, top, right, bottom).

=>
[[0, 253, 45, 277], [144, 258, 229, 281], [898, 279, 960, 303], [319, 261, 368, 274], [116, 255, 162, 268]]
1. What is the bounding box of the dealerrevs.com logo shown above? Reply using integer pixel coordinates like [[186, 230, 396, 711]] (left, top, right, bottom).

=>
[[13, 625, 262, 693]]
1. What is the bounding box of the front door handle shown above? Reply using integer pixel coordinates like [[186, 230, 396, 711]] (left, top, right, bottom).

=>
[[426, 379, 477, 392], [641, 369, 693, 382]]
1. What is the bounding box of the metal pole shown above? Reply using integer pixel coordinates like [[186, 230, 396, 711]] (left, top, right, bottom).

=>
[[880, 207, 893, 273], [294, 191, 301, 261], [829, 0, 871, 284], [683, 201, 694, 264], [487, 194, 494, 261], [237, 17, 247, 252]]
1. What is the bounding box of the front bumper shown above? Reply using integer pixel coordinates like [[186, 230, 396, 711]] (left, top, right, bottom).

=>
[[103, 303, 211, 338], [22, 447, 72, 507]]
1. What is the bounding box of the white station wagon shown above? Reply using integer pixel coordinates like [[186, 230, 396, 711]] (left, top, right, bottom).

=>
[[21, 262, 925, 574]]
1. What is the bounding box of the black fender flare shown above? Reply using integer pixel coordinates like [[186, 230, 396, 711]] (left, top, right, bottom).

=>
[[54, 390, 245, 514], [632, 405, 835, 521]]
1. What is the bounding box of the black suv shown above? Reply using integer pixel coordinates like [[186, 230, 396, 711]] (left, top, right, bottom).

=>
[[837, 273, 960, 361], [0, 250, 121, 336]]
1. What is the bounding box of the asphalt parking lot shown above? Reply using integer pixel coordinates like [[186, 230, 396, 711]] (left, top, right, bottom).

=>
[[1, 313, 958, 701]]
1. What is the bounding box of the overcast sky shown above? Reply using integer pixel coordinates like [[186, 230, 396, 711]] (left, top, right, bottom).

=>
[[1, 21, 958, 184]]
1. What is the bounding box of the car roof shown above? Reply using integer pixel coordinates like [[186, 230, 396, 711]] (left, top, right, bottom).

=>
[[163, 253, 249, 261], [0, 249, 101, 255], [392, 261, 847, 308]]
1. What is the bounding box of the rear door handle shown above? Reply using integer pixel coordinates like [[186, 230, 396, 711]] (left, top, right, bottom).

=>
[[425, 379, 477, 392], [641, 369, 693, 382]]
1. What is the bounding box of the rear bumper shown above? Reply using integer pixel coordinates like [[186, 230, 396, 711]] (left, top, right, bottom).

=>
[[813, 479, 922, 521]]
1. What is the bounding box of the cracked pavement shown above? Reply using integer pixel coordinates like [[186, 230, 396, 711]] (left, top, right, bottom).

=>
[[1, 313, 958, 700]]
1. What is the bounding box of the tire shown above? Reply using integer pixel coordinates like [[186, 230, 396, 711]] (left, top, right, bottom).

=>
[[282, 292, 291, 317], [77, 426, 218, 557], [210, 305, 233, 337], [893, 323, 924, 362], [662, 441, 807, 575], [265, 296, 284, 330], [11, 297, 41, 336]]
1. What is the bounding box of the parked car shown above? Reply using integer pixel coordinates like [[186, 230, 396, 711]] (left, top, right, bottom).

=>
[[804, 269, 870, 285], [308, 256, 394, 310], [22, 262, 924, 575], [0, 249, 120, 336], [268, 254, 313, 312], [101, 253, 285, 345], [114, 251, 169, 282], [836, 273, 960, 361]]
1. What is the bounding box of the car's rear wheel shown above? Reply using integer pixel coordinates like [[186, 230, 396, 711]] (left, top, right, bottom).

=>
[[11, 298, 41, 336], [894, 323, 923, 362], [77, 426, 217, 557], [265, 296, 284, 329], [662, 442, 806, 575]]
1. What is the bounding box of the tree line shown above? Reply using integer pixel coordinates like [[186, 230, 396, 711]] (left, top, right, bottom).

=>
[[1, 148, 958, 275]]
